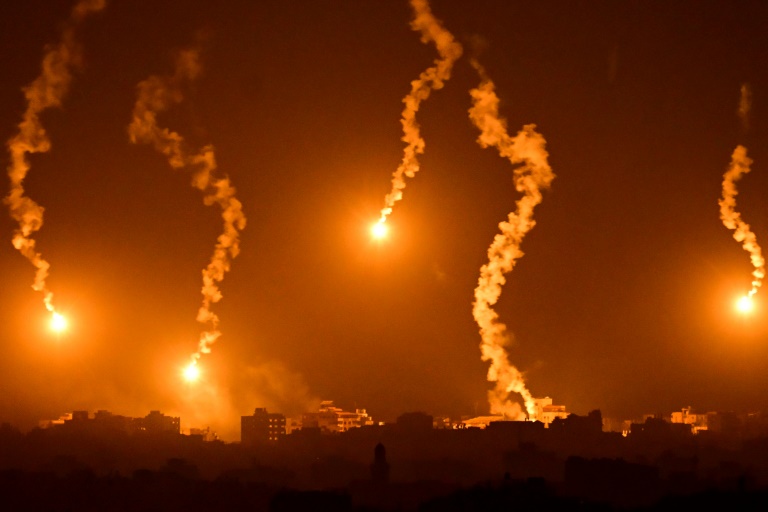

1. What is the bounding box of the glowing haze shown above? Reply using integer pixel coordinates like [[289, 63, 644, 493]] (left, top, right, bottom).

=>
[[469, 59, 554, 420], [375, 0, 463, 230], [128, 44, 247, 372], [3, 0, 105, 323]]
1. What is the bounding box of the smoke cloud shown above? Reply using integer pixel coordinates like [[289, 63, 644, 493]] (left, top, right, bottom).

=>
[[172, 360, 319, 441], [128, 45, 246, 365], [376, 0, 463, 225], [719, 145, 765, 297], [469, 60, 554, 420], [4, 0, 106, 314]]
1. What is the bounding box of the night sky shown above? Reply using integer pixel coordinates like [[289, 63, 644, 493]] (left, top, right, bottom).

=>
[[2, 0, 768, 440]]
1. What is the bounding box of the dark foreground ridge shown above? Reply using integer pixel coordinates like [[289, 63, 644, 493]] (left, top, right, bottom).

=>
[[2, 410, 768, 511]]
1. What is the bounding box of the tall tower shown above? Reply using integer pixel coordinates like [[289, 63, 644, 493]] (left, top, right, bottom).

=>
[[370, 442, 390, 484]]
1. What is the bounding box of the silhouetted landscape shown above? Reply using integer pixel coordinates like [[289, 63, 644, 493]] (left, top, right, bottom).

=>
[[3, 409, 768, 510]]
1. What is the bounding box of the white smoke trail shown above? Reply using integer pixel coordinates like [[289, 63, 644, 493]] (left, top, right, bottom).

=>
[[469, 60, 554, 420], [376, 0, 463, 226], [128, 46, 246, 366], [719, 145, 764, 297], [4, 0, 106, 315], [738, 83, 752, 132]]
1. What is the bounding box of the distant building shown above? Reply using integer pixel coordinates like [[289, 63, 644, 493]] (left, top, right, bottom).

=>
[[71, 410, 89, 423], [301, 400, 374, 433], [141, 410, 180, 434], [39, 413, 72, 429], [189, 427, 219, 442], [39, 410, 180, 436], [533, 397, 569, 426], [550, 409, 603, 434], [241, 408, 286, 444], [93, 410, 138, 433], [707, 411, 740, 435], [630, 416, 693, 439], [459, 397, 568, 428], [370, 443, 390, 484], [285, 416, 302, 435], [460, 415, 505, 429], [670, 407, 742, 435], [603, 417, 634, 436], [671, 406, 708, 434]]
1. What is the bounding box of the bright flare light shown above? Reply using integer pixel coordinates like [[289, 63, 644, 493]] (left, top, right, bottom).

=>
[[371, 222, 388, 240], [736, 295, 755, 314], [183, 362, 200, 382], [50, 312, 68, 333]]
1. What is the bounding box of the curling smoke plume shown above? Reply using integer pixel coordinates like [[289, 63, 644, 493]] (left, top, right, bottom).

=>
[[4, 0, 105, 315], [376, 0, 462, 226], [719, 145, 765, 298], [469, 60, 554, 420], [128, 46, 246, 366]]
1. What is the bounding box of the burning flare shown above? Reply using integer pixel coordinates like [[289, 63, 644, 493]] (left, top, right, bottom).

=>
[[128, 45, 246, 374], [469, 59, 554, 420], [736, 295, 755, 314], [719, 145, 765, 300], [370, 221, 388, 240], [50, 312, 68, 333], [4, 0, 105, 322], [183, 361, 201, 383], [376, 0, 462, 228]]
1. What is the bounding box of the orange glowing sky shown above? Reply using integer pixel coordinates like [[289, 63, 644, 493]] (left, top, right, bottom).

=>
[[1, 0, 768, 439]]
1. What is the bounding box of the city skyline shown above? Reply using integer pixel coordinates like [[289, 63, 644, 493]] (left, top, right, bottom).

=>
[[2, 0, 768, 441]]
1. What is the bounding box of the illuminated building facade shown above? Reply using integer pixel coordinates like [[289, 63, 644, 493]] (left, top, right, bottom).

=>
[[460, 415, 505, 429], [241, 408, 286, 444], [534, 397, 569, 426], [671, 406, 712, 434], [301, 400, 374, 433], [459, 397, 568, 428]]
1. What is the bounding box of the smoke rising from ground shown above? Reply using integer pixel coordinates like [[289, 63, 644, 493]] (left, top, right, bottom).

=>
[[719, 145, 765, 298], [469, 59, 554, 420], [377, 0, 463, 225], [128, 45, 246, 365], [4, 0, 106, 314], [174, 361, 319, 441]]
